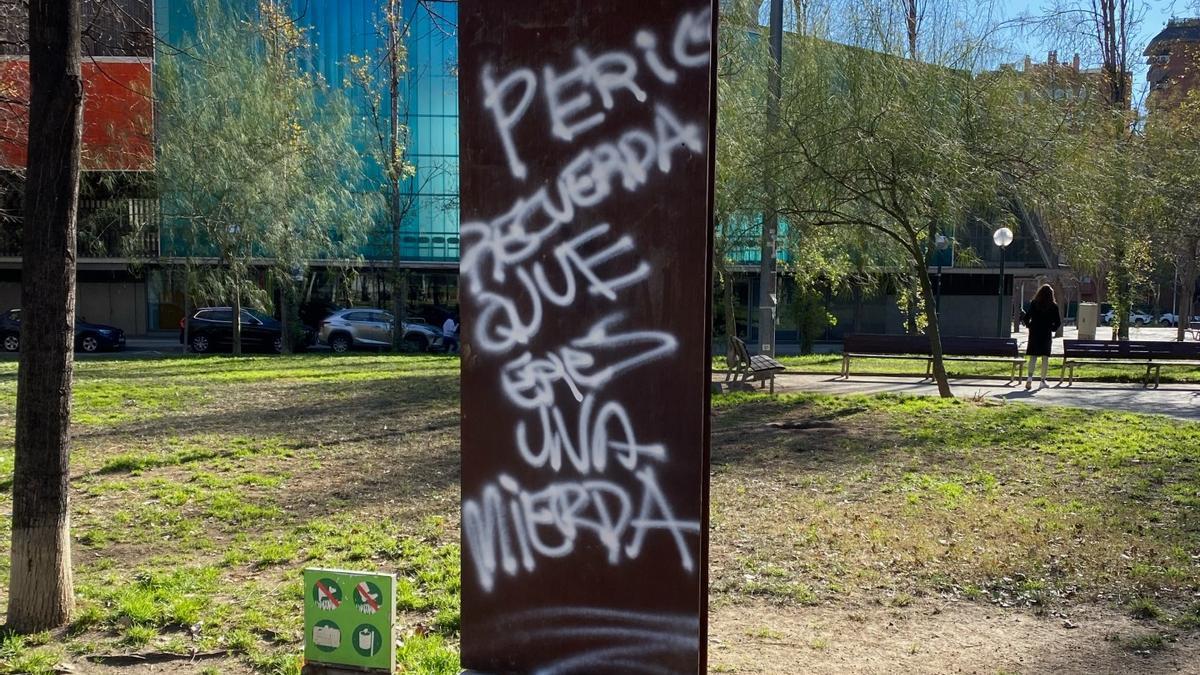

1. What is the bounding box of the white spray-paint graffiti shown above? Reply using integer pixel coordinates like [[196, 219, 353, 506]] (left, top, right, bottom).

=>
[[482, 9, 710, 182], [463, 7, 711, 595]]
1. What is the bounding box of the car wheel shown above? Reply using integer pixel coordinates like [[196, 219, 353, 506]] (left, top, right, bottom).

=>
[[1134, 319, 1146, 327], [79, 334, 100, 353], [2, 333, 17, 352], [190, 333, 210, 354], [329, 333, 352, 353], [272, 336, 284, 354]]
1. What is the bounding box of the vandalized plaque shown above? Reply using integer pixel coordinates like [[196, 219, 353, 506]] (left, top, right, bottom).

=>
[[458, 1, 717, 672]]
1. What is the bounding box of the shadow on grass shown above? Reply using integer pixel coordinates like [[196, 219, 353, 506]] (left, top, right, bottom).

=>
[[73, 371, 463, 521]]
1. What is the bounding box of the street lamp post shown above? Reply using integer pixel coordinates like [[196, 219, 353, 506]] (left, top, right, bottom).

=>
[[758, 0, 784, 357], [934, 234, 949, 314], [993, 226, 1014, 337]]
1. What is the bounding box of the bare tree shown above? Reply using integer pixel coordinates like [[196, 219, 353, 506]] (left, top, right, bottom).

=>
[[348, 0, 450, 350], [1091, 0, 1131, 110], [8, 0, 81, 632]]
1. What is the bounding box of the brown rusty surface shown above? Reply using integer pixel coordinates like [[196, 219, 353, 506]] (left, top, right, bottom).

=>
[[458, 1, 717, 672]]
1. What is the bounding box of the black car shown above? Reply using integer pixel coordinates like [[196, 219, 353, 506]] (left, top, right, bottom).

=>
[[0, 309, 126, 353], [181, 307, 312, 354]]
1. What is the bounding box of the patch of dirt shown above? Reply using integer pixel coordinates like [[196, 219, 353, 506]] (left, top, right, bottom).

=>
[[710, 598, 1200, 674], [65, 656, 252, 675]]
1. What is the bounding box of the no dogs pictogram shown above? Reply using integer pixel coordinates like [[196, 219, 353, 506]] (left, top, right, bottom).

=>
[[313, 578, 343, 610]]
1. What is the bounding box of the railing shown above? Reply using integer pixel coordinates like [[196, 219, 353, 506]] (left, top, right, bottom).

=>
[[0, 198, 160, 259]]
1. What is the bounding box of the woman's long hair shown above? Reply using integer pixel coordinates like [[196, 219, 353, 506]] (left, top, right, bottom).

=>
[[1032, 284, 1056, 308]]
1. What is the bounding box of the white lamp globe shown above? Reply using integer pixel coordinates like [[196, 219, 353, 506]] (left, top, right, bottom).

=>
[[992, 226, 1014, 248]]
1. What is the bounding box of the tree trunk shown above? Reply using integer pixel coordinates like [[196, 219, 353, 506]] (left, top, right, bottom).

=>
[[1180, 236, 1198, 342], [280, 274, 292, 355], [182, 267, 191, 353], [1112, 254, 1131, 341], [714, 251, 737, 349], [1050, 275, 1066, 337], [913, 250, 952, 398], [388, 0, 404, 352], [232, 283, 242, 356], [8, 0, 82, 633], [904, 0, 919, 59]]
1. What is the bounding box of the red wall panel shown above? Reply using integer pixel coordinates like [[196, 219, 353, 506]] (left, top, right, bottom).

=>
[[0, 58, 153, 171]]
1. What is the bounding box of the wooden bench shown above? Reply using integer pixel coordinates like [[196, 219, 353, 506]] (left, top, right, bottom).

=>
[[1062, 339, 1200, 388], [841, 334, 1024, 383], [725, 336, 786, 394]]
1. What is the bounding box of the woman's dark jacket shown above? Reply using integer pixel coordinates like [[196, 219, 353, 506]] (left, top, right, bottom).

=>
[[1022, 301, 1061, 357]]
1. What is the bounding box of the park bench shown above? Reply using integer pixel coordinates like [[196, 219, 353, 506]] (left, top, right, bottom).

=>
[[1061, 339, 1200, 388], [841, 334, 1024, 383], [725, 336, 787, 394]]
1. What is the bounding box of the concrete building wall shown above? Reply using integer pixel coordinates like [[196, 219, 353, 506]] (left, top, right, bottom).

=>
[[0, 279, 149, 335], [77, 281, 148, 334]]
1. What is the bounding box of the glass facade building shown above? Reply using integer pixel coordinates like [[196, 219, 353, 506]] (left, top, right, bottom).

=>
[[154, 0, 460, 267]]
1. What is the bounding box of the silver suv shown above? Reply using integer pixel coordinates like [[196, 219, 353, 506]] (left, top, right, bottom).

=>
[[318, 309, 444, 352]]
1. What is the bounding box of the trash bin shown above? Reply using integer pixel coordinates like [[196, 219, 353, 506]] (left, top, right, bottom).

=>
[[1077, 302, 1099, 340]]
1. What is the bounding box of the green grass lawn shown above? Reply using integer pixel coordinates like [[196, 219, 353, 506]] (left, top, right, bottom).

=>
[[715, 353, 1200, 383], [0, 355, 1197, 673]]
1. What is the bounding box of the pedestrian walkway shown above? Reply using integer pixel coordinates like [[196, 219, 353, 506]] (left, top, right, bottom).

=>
[[760, 373, 1200, 421]]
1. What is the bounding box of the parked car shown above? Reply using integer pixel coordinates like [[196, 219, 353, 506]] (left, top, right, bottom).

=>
[[1101, 309, 1154, 326], [0, 309, 125, 353], [181, 307, 308, 354], [317, 309, 444, 352], [1159, 313, 1200, 327]]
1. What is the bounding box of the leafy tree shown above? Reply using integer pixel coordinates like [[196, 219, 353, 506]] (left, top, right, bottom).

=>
[[347, 0, 455, 350], [1143, 91, 1200, 340], [714, 3, 768, 346], [155, 0, 375, 355], [769, 28, 1072, 397], [8, 0, 81, 632], [1031, 0, 1145, 337]]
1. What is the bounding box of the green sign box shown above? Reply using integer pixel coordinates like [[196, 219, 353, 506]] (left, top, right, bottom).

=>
[[304, 568, 396, 672]]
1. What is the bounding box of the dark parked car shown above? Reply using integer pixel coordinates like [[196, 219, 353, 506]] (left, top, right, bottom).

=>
[[0, 309, 125, 353], [180, 307, 308, 354]]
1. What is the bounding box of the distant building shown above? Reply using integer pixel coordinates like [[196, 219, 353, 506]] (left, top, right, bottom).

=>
[[996, 50, 1129, 110], [0, 0, 460, 335], [1145, 18, 1200, 113]]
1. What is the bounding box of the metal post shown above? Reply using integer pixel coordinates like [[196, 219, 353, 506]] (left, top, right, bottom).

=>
[[758, 0, 783, 356], [997, 247, 1007, 337]]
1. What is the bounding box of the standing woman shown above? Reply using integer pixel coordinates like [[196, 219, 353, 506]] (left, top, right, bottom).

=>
[[1022, 284, 1062, 390]]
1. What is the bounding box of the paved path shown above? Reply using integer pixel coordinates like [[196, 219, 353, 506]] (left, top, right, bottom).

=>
[[758, 373, 1200, 420]]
